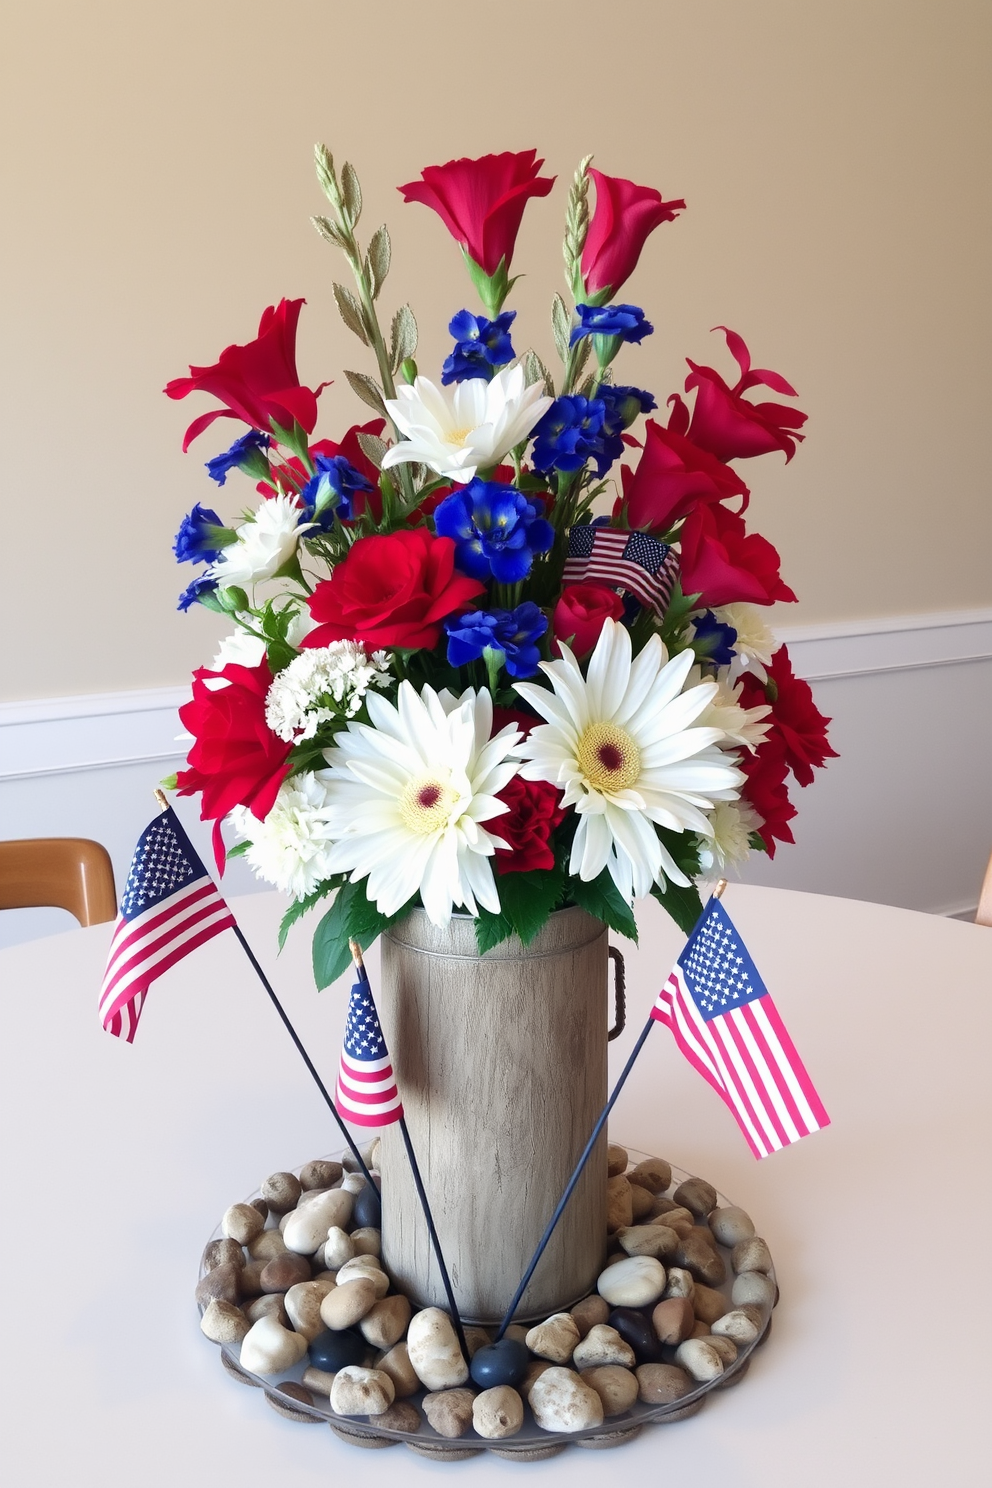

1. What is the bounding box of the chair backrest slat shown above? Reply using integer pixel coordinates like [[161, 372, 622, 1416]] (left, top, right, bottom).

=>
[[0, 839, 117, 926]]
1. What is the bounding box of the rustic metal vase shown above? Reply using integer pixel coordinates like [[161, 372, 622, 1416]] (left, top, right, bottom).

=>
[[375, 905, 612, 1325]]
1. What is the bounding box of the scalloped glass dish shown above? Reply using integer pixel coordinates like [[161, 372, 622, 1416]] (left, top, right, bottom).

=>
[[199, 1147, 776, 1453]]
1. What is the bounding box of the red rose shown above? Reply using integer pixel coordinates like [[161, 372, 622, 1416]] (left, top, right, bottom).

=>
[[679, 503, 796, 609], [553, 584, 625, 659], [399, 150, 555, 274], [493, 775, 566, 875], [681, 327, 807, 463], [616, 418, 749, 533], [739, 647, 837, 787], [581, 169, 685, 297], [303, 527, 485, 651], [738, 740, 797, 858], [176, 659, 293, 871], [165, 298, 329, 452]]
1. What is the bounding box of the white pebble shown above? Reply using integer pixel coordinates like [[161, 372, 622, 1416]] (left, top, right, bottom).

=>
[[597, 1254, 667, 1308]]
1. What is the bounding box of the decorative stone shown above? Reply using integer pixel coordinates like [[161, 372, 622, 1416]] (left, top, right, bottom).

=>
[[470, 1339, 530, 1389], [607, 1143, 629, 1176], [525, 1313, 581, 1364], [608, 1307, 663, 1364], [732, 1236, 774, 1276], [285, 1279, 336, 1341], [653, 1205, 694, 1238], [529, 1367, 604, 1433], [260, 1171, 302, 1213], [407, 1308, 469, 1390], [463, 1326, 491, 1359], [371, 1400, 421, 1433], [239, 1314, 309, 1375], [703, 1333, 738, 1365], [663, 1267, 695, 1300], [675, 1337, 725, 1382], [341, 1172, 366, 1195], [351, 1227, 382, 1257], [675, 1230, 726, 1286], [330, 1365, 395, 1416], [335, 1257, 390, 1297], [692, 1283, 729, 1326], [360, 1295, 411, 1350], [617, 1224, 678, 1259], [423, 1388, 476, 1438], [323, 1227, 355, 1270], [377, 1342, 421, 1398], [351, 1179, 382, 1230], [248, 1229, 288, 1262], [672, 1177, 718, 1217], [572, 1324, 635, 1370], [629, 1185, 655, 1220], [629, 1157, 672, 1194], [597, 1255, 666, 1308], [302, 1366, 336, 1396], [712, 1308, 761, 1346], [708, 1204, 755, 1246], [320, 1278, 378, 1331], [652, 1296, 695, 1345], [579, 1365, 639, 1416], [200, 1299, 249, 1345], [203, 1238, 245, 1272], [308, 1327, 367, 1373], [195, 1262, 240, 1307], [260, 1252, 311, 1293], [238, 1260, 266, 1297], [690, 1320, 710, 1339], [520, 1359, 553, 1398], [299, 1159, 342, 1190], [570, 1295, 610, 1337], [635, 1362, 693, 1405], [221, 1203, 265, 1245], [732, 1270, 777, 1309], [284, 1190, 353, 1254], [245, 1294, 288, 1327], [250, 1198, 269, 1221], [473, 1386, 524, 1439], [606, 1175, 633, 1232]]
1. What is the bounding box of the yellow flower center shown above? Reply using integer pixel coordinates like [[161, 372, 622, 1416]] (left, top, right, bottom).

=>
[[447, 426, 472, 446], [398, 775, 457, 835], [576, 722, 641, 794]]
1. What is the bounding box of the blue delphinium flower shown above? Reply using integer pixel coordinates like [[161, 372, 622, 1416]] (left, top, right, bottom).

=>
[[173, 504, 232, 564], [441, 309, 517, 384], [300, 454, 374, 530], [692, 610, 739, 667], [205, 430, 272, 486], [445, 602, 548, 678], [595, 384, 659, 468], [177, 574, 218, 612], [570, 303, 654, 346], [531, 395, 608, 476], [434, 478, 554, 584]]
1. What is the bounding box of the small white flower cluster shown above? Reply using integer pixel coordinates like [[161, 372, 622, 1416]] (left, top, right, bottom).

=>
[[265, 642, 393, 742], [229, 775, 336, 899]]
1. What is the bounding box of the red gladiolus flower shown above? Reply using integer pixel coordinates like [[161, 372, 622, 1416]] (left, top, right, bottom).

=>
[[739, 647, 837, 787], [616, 418, 749, 533], [165, 298, 329, 452], [176, 659, 293, 872], [303, 527, 485, 652], [581, 169, 685, 297], [679, 502, 796, 609], [553, 584, 625, 659], [681, 327, 807, 463], [398, 151, 556, 275], [738, 740, 797, 857], [493, 775, 567, 874]]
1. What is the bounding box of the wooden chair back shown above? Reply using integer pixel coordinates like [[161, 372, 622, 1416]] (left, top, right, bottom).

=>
[[0, 838, 117, 926], [978, 851, 992, 928]]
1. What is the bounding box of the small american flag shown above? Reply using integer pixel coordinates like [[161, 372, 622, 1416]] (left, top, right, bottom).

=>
[[335, 973, 403, 1127], [99, 807, 235, 1042], [562, 525, 680, 617], [652, 898, 829, 1158]]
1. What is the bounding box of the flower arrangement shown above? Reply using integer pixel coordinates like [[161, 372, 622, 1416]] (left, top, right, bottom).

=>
[[164, 145, 835, 989]]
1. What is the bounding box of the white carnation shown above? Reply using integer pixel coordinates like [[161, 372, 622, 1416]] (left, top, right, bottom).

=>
[[265, 642, 393, 742], [696, 800, 763, 876], [229, 774, 337, 899], [715, 603, 780, 684], [207, 494, 312, 590]]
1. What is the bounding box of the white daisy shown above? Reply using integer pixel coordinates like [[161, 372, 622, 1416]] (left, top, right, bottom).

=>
[[380, 365, 552, 484], [696, 800, 763, 876], [265, 642, 393, 741], [229, 773, 337, 899], [207, 493, 312, 590], [317, 683, 522, 925], [714, 602, 780, 684], [686, 666, 772, 752], [514, 620, 745, 901]]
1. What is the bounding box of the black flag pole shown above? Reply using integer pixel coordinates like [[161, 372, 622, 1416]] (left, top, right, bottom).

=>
[[349, 940, 469, 1366], [154, 790, 377, 1191], [492, 880, 727, 1342]]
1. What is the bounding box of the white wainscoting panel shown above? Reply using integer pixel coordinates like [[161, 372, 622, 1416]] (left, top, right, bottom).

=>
[[1, 609, 990, 950]]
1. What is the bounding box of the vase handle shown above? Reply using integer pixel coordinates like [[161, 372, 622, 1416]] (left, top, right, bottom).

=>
[[607, 946, 626, 1041]]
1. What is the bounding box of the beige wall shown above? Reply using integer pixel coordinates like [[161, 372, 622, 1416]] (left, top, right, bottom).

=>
[[1, 0, 989, 701]]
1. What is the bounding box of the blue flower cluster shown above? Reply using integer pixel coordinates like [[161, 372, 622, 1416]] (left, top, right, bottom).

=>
[[205, 431, 271, 486], [571, 303, 653, 346], [441, 309, 517, 384], [692, 610, 738, 667], [300, 454, 374, 530], [434, 478, 554, 584], [177, 575, 218, 612], [173, 504, 231, 564], [531, 385, 657, 479], [445, 602, 547, 678]]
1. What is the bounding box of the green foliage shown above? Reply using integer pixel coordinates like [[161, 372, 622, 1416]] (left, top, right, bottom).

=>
[[568, 868, 638, 943], [278, 879, 342, 951], [311, 881, 416, 989], [649, 879, 705, 937], [472, 863, 567, 956], [226, 840, 250, 861], [748, 832, 769, 853], [474, 905, 515, 955], [159, 772, 178, 791]]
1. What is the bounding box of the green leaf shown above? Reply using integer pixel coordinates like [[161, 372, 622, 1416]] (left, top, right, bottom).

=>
[[345, 369, 387, 418], [650, 879, 705, 937], [356, 432, 389, 469], [159, 772, 178, 791], [340, 161, 362, 226], [551, 294, 571, 365], [389, 304, 419, 373], [567, 869, 638, 942], [312, 883, 360, 989], [748, 831, 769, 853], [333, 283, 369, 346], [226, 840, 250, 861], [279, 879, 340, 951], [366, 225, 391, 300], [474, 906, 515, 955], [522, 348, 555, 399], [314, 143, 340, 206], [311, 213, 346, 248], [494, 865, 565, 946]]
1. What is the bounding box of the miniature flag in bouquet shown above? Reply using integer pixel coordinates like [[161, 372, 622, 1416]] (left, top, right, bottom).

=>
[[562, 524, 680, 617], [335, 968, 404, 1127], [99, 806, 235, 1041], [652, 897, 830, 1158]]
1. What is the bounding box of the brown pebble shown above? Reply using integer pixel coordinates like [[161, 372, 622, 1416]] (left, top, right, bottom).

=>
[[422, 1388, 476, 1438], [652, 1296, 695, 1345], [607, 1143, 629, 1177], [195, 1262, 240, 1307], [579, 1365, 639, 1416], [672, 1177, 718, 1217], [472, 1385, 524, 1439], [248, 1229, 288, 1261], [371, 1400, 421, 1433], [238, 1259, 266, 1297], [377, 1342, 420, 1398], [299, 1159, 342, 1190], [250, 1197, 269, 1221], [222, 1202, 265, 1245], [617, 1224, 678, 1259], [303, 1366, 337, 1396], [692, 1283, 728, 1325], [732, 1236, 774, 1275], [261, 1171, 303, 1213], [690, 1320, 710, 1339], [260, 1253, 311, 1293], [200, 1298, 249, 1345], [635, 1362, 693, 1405], [629, 1184, 655, 1220], [629, 1157, 672, 1194], [277, 1381, 313, 1406], [520, 1359, 554, 1398], [360, 1295, 412, 1351], [652, 1205, 694, 1238], [702, 1333, 738, 1365], [606, 1174, 633, 1232], [244, 1294, 289, 1326], [675, 1230, 726, 1286], [321, 1277, 378, 1330], [203, 1238, 245, 1272], [570, 1295, 610, 1337], [504, 1324, 529, 1344]]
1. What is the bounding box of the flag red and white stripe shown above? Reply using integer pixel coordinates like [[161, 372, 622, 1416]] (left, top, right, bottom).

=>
[[562, 526, 680, 617], [335, 973, 404, 1127]]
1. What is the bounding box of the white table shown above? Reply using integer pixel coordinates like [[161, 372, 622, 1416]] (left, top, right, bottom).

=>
[[1, 885, 989, 1485]]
